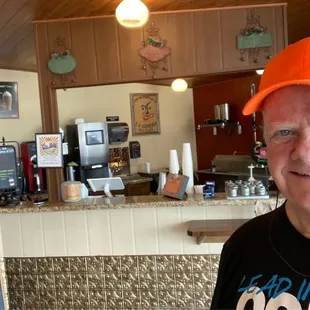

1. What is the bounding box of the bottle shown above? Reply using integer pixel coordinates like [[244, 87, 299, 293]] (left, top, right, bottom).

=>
[[211, 160, 216, 172]]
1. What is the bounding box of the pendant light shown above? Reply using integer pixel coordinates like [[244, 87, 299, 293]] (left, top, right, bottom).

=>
[[171, 78, 188, 92], [256, 69, 264, 75], [116, 0, 149, 28]]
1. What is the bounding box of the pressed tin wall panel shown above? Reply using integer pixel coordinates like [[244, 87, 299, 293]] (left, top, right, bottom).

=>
[[5, 254, 220, 310]]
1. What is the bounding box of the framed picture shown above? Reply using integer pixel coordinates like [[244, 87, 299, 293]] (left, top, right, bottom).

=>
[[0, 259, 9, 310], [0, 82, 19, 119], [35, 133, 63, 168], [130, 93, 160, 135]]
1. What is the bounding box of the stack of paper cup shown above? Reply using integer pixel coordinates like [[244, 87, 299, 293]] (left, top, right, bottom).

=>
[[169, 150, 180, 174], [182, 143, 194, 194], [157, 172, 167, 195], [145, 162, 151, 173], [194, 185, 204, 194]]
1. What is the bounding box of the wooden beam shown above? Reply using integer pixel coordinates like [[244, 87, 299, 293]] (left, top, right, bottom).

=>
[[34, 23, 64, 202], [0, 64, 37, 72]]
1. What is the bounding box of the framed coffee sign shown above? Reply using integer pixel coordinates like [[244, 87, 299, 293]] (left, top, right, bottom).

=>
[[35, 133, 63, 168], [0, 82, 18, 119], [130, 93, 160, 135]]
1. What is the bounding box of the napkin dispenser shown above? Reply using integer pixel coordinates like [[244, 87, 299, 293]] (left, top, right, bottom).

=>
[[108, 122, 129, 144]]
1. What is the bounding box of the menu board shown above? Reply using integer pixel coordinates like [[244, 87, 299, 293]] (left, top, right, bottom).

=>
[[0, 146, 17, 190]]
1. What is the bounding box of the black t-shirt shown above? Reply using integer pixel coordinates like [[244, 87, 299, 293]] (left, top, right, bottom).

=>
[[211, 202, 310, 309]]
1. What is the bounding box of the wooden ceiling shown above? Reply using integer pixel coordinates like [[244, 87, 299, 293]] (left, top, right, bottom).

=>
[[0, 0, 309, 75]]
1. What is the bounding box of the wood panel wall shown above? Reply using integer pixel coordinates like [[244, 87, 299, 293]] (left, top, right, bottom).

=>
[[193, 74, 263, 171], [34, 5, 282, 201]]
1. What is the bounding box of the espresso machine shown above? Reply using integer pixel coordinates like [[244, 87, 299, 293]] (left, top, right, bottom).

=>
[[66, 122, 110, 183], [21, 141, 45, 193]]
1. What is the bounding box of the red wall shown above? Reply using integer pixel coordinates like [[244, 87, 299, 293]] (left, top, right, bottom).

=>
[[193, 74, 263, 170]]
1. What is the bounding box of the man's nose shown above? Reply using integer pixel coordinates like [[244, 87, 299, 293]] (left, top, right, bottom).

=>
[[291, 132, 310, 163]]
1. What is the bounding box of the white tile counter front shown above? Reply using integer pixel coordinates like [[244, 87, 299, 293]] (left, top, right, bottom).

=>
[[0, 193, 284, 258]]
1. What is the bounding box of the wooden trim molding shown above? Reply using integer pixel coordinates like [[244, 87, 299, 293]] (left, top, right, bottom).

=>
[[0, 66, 37, 73], [32, 2, 288, 24]]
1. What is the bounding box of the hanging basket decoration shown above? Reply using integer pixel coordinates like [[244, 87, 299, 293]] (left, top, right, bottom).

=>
[[48, 37, 77, 85], [138, 23, 171, 78], [48, 50, 76, 75], [237, 10, 273, 63]]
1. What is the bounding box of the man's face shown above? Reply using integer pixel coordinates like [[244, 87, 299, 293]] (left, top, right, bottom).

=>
[[263, 85, 310, 209]]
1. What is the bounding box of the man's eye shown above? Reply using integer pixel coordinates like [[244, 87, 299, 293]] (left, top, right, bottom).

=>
[[276, 130, 293, 136]]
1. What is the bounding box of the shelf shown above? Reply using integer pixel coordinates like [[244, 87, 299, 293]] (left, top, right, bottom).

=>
[[197, 123, 225, 129], [197, 120, 242, 135], [187, 218, 249, 244]]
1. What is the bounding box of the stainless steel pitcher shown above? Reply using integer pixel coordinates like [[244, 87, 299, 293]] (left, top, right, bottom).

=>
[[220, 103, 230, 120], [214, 104, 221, 119]]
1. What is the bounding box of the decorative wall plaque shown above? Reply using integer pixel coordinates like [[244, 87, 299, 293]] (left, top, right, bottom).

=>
[[237, 10, 273, 63], [48, 37, 77, 85], [138, 23, 171, 78], [130, 93, 160, 135]]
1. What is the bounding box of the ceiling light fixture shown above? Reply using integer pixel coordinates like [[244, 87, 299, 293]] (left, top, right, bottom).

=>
[[171, 78, 188, 92], [256, 69, 264, 75], [116, 0, 149, 28]]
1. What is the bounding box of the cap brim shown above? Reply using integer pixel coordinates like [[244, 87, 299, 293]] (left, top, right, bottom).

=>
[[242, 79, 310, 115]]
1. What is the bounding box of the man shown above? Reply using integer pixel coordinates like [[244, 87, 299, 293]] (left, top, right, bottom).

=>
[[211, 37, 310, 309]]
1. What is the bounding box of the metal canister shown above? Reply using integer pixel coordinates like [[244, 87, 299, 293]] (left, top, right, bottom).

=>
[[228, 186, 238, 197], [250, 185, 256, 195], [256, 184, 266, 195], [258, 186, 266, 196], [225, 180, 234, 189], [66, 166, 75, 181], [241, 185, 250, 196], [235, 180, 243, 187]]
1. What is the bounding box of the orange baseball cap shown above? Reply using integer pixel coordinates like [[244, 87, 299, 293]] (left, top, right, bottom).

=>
[[242, 37, 310, 115]]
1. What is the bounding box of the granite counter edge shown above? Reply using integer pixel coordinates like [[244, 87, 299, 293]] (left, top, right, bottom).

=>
[[0, 194, 285, 214]]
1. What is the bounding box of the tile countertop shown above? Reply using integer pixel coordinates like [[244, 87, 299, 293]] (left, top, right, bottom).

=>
[[0, 192, 285, 214]]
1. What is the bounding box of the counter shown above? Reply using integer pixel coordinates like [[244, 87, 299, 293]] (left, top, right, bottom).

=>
[[0, 192, 285, 309], [0, 192, 285, 214], [0, 192, 285, 257]]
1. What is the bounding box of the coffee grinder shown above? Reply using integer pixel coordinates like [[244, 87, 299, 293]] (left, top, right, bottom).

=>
[[21, 141, 45, 193]]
